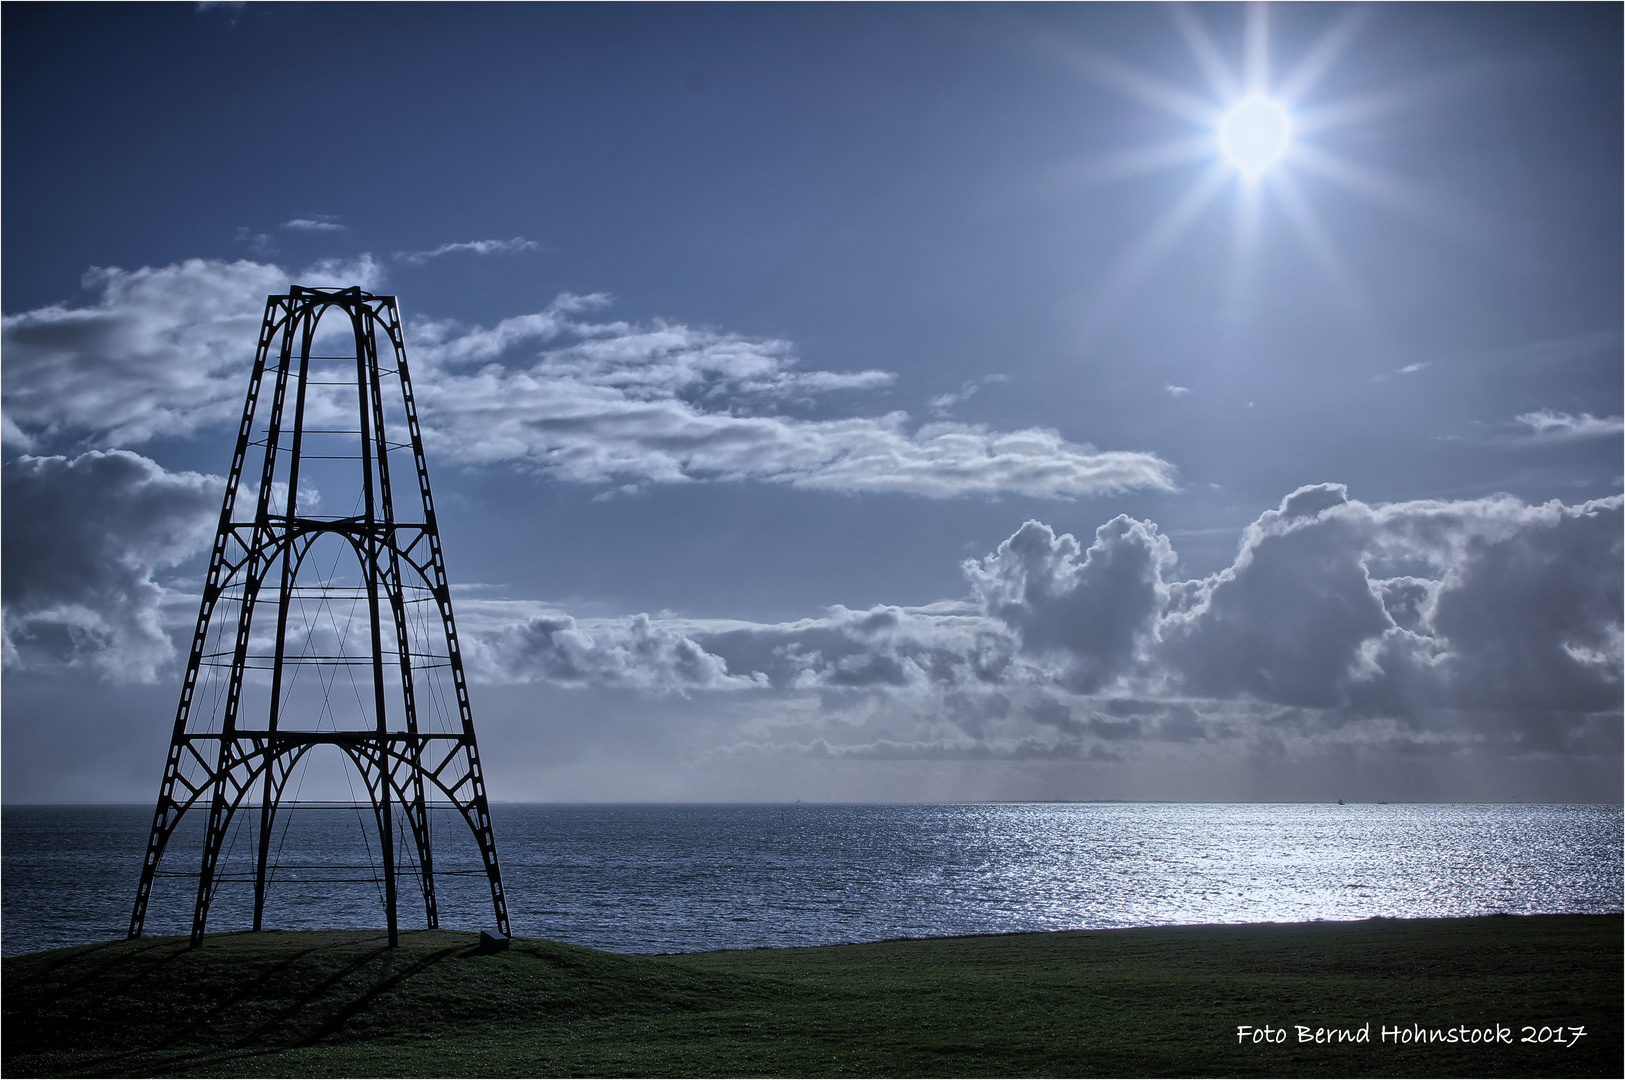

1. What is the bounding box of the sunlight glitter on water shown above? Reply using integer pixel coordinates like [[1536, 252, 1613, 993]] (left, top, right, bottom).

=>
[[3, 802, 1618, 956]]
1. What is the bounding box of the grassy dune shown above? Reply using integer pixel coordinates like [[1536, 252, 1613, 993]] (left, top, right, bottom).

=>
[[3, 914, 1618, 1077]]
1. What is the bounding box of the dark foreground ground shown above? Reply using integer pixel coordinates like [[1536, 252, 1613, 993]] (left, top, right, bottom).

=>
[[3, 914, 1618, 1078]]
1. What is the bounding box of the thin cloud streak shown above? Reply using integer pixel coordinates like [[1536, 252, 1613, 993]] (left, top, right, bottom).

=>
[[397, 237, 542, 265], [1513, 409, 1625, 442], [282, 216, 344, 231]]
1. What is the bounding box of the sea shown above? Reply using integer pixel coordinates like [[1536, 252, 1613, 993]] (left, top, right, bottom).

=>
[[2, 802, 1620, 958]]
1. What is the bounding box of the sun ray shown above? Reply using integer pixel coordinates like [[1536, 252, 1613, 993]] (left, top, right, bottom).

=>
[[1242, 2, 1270, 94], [1075, 134, 1220, 185], [1170, 3, 1241, 103], [1222, 176, 1267, 324], [1074, 49, 1222, 127], [1289, 141, 1492, 245], [1269, 169, 1364, 310], [1274, 5, 1373, 107], [1233, 171, 1266, 253], [1091, 160, 1234, 318], [1292, 60, 1510, 137]]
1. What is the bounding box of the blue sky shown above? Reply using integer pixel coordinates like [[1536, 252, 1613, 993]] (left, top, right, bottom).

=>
[[3, 2, 1620, 803]]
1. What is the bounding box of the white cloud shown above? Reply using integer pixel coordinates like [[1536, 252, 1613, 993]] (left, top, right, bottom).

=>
[[695, 602, 1013, 693], [929, 374, 1009, 416], [1155, 486, 1623, 729], [2, 451, 221, 681], [4, 260, 1613, 741], [1512, 409, 1624, 441], [1, 256, 383, 446], [397, 237, 541, 264], [234, 226, 274, 255], [460, 486, 1621, 755], [962, 486, 1621, 757], [3, 258, 1175, 500], [458, 598, 1010, 695], [282, 216, 344, 232], [1371, 361, 1429, 384], [409, 293, 891, 403], [426, 369, 1172, 497], [464, 610, 766, 694], [964, 516, 1173, 693], [6, 455, 1616, 773], [1164, 383, 1191, 396], [412, 300, 1171, 498], [3, 260, 285, 445]]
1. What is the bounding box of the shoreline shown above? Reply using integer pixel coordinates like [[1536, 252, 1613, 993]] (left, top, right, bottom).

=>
[[10, 907, 1624, 962], [6, 792, 1618, 799]]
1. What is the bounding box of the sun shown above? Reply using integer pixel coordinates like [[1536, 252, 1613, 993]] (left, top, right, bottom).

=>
[[1218, 95, 1291, 180], [1070, 3, 1466, 310]]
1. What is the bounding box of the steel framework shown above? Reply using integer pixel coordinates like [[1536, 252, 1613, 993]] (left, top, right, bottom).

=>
[[128, 285, 509, 947]]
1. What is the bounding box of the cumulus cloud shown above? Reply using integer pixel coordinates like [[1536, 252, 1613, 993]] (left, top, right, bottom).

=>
[[1512, 409, 1624, 441], [2, 451, 221, 681], [1160, 484, 1401, 708], [467, 485, 1621, 765], [965, 516, 1174, 693], [455, 480, 1612, 734], [5, 444, 1615, 773], [1140, 485, 1619, 734], [465, 611, 766, 694], [695, 602, 1014, 692], [3, 258, 1175, 499], [397, 237, 540, 264]]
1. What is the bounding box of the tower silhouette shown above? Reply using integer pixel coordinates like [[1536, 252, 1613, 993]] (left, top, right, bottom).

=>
[[128, 285, 509, 947]]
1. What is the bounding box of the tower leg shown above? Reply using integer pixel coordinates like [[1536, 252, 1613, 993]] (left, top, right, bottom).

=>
[[253, 777, 273, 931], [191, 788, 231, 946], [380, 768, 398, 948]]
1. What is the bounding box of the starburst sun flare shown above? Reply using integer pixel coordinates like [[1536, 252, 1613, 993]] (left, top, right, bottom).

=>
[[1072, 2, 1480, 310]]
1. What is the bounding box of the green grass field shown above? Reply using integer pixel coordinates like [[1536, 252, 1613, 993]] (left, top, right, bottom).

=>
[[3, 914, 1618, 1077]]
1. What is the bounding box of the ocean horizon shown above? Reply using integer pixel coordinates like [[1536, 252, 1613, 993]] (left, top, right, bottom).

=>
[[4, 801, 1619, 959]]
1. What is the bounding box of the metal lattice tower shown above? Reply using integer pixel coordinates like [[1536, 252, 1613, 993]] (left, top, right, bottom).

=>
[[129, 285, 508, 947]]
